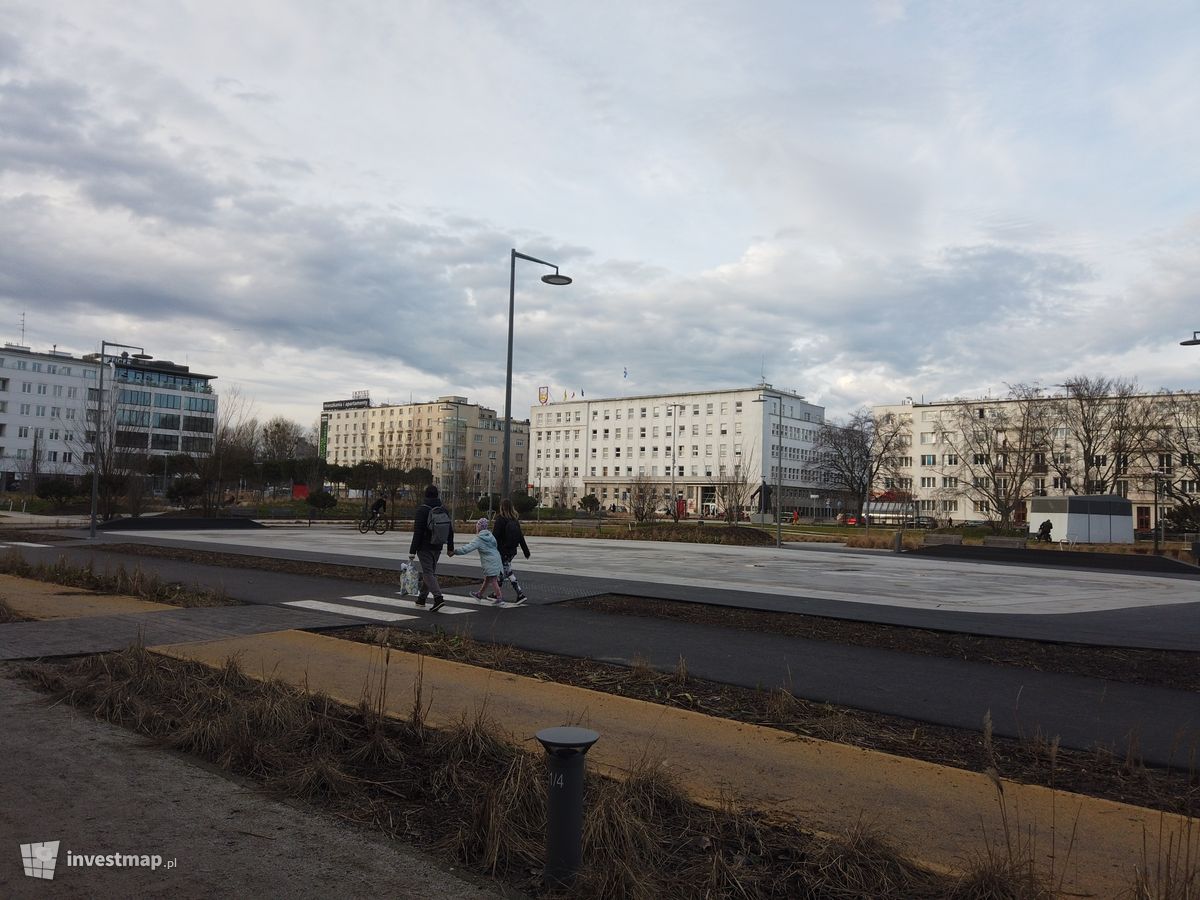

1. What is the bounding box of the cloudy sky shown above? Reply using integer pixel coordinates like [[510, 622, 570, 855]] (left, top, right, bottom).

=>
[[2, 1, 1198, 429]]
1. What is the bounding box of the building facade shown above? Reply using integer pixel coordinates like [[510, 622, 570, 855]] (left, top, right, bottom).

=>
[[0, 343, 218, 491], [872, 391, 1200, 531], [529, 385, 826, 516], [320, 393, 529, 497]]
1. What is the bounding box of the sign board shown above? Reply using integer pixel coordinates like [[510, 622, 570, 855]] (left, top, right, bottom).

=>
[[322, 397, 371, 411]]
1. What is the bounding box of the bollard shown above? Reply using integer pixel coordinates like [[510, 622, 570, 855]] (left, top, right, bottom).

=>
[[536, 726, 600, 887], [893, 530, 903, 553]]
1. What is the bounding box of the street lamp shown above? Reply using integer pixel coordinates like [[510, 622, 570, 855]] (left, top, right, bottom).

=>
[[667, 403, 686, 521], [89, 342, 152, 538], [753, 392, 784, 548], [503, 249, 571, 501], [1182, 331, 1200, 346]]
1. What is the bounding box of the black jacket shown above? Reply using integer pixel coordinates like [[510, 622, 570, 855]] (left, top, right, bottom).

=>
[[410, 497, 455, 554], [493, 514, 529, 558]]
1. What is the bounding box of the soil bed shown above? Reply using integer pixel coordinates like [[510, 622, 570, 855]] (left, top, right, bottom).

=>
[[334, 624, 1199, 816]]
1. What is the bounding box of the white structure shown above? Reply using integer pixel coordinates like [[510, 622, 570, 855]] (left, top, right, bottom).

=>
[[319, 393, 529, 494], [529, 384, 825, 516], [0, 342, 218, 492], [1028, 495, 1135, 544]]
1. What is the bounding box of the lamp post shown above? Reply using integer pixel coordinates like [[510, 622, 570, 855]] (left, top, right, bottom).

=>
[[89, 341, 152, 539], [667, 403, 686, 521], [503, 249, 571, 502], [753, 391, 784, 548]]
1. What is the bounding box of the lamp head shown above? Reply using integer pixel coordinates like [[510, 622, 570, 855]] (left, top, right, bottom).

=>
[[541, 272, 572, 286], [1182, 331, 1200, 346]]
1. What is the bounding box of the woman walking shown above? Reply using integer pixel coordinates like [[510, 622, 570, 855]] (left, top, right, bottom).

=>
[[492, 498, 530, 605]]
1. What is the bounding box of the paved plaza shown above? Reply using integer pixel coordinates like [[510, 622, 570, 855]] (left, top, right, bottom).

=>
[[107, 525, 1200, 616]]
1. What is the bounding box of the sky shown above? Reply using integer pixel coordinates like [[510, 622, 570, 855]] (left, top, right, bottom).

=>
[[2, 0, 1199, 431]]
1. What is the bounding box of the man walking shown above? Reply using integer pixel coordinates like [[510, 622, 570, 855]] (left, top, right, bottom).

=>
[[409, 484, 455, 612]]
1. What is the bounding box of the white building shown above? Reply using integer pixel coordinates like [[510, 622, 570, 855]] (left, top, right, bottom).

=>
[[0, 343, 218, 491], [529, 384, 826, 516], [319, 393, 529, 496]]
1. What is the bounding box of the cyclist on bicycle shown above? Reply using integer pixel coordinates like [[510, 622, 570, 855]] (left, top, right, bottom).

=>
[[370, 496, 386, 518]]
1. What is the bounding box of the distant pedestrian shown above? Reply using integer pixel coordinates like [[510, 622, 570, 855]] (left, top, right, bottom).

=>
[[493, 498, 530, 604], [451, 517, 504, 604], [1037, 519, 1053, 542], [409, 485, 454, 612]]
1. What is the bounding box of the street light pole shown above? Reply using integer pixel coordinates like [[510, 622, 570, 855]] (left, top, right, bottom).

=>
[[89, 341, 151, 539], [754, 391, 784, 548], [667, 403, 685, 521], [503, 249, 572, 502]]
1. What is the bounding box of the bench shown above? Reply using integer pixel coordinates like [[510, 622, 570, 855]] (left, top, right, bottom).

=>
[[983, 536, 1027, 549], [922, 534, 963, 546]]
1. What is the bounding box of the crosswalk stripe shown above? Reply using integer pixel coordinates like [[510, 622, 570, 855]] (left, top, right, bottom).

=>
[[433, 592, 514, 608], [343, 594, 473, 615], [285, 599, 417, 622], [9, 542, 50, 548]]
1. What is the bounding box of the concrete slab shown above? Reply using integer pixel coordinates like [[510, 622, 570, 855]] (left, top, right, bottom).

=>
[[0, 574, 174, 619], [109, 526, 1200, 616], [152, 629, 1194, 899]]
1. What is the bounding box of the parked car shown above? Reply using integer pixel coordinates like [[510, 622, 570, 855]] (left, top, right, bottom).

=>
[[904, 516, 939, 529]]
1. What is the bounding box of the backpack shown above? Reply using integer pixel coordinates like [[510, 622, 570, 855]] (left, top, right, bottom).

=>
[[427, 505, 452, 545]]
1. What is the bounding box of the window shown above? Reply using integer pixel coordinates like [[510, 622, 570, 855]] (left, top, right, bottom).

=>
[[942, 477, 958, 488], [920, 476, 936, 488], [920, 454, 936, 466], [36, 383, 47, 395]]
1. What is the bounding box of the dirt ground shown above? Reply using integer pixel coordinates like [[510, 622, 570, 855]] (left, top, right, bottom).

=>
[[0, 674, 509, 899], [23, 539, 1200, 815]]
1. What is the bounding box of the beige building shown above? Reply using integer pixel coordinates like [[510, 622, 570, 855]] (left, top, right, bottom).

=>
[[320, 393, 528, 499], [872, 390, 1200, 532], [530, 385, 826, 516]]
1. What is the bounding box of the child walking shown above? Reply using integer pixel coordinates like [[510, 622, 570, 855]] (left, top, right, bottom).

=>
[[451, 517, 504, 603], [492, 498, 530, 604]]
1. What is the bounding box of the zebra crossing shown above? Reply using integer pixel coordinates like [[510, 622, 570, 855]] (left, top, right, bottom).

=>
[[285, 590, 523, 623], [0, 542, 50, 549]]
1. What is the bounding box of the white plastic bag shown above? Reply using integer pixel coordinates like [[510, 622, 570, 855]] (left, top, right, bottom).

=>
[[400, 562, 421, 596]]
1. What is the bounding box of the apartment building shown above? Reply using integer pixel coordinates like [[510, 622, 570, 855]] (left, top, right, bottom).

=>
[[529, 384, 826, 515], [872, 390, 1200, 531], [319, 394, 529, 496], [0, 343, 218, 491]]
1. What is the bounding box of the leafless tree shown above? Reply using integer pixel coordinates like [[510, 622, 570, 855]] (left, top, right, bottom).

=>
[[1047, 376, 1150, 494], [628, 471, 657, 523], [260, 416, 307, 462], [1135, 391, 1200, 525], [816, 409, 909, 521], [938, 384, 1055, 529], [709, 450, 757, 524], [192, 387, 257, 516]]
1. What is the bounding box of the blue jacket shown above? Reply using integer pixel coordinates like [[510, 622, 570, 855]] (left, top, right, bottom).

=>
[[455, 528, 502, 576]]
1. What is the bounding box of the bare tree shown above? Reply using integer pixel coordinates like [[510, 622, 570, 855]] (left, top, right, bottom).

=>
[[628, 472, 656, 523], [260, 416, 307, 462], [192, 388, 257, 516], [1136, 391, 1200, 526], [939, 384, 1055, 529], [709, 451, 757, 524], [1047, 376, 1150, 494], [816, 409, 909, 520]]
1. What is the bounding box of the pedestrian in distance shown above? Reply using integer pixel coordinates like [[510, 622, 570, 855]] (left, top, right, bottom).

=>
[[450, 517, 504, 604], [409, 485, 454, 612], [492, 497, 530, 604]]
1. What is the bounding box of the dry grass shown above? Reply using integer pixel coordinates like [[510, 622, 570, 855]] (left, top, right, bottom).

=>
[[17, 644, 1065, 899], [1131, 814, 1200, 900], [0, 596, 29, 623], [0, 550, 239, 608]]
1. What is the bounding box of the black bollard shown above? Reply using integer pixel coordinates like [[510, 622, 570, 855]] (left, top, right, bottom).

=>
[[536, 726, 600, 887]]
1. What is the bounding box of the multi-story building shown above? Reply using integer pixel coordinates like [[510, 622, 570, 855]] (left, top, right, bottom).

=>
[[0, 342, 218, 491], [529, 384, 826, 516], [873, 390, 1200, 531], [319, 393, 529, 497]]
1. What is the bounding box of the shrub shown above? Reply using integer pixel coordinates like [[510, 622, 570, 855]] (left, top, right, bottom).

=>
[[306, 490, 338, 511]]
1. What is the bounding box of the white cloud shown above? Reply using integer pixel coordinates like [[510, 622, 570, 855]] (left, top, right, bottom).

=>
[[0, 0, 1198, 430]]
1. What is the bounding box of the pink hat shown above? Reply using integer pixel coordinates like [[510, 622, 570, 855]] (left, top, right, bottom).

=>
[[476, 517, 489, 532]]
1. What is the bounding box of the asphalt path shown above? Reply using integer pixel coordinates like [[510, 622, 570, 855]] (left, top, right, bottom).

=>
[[6, 526, 1199, 767]]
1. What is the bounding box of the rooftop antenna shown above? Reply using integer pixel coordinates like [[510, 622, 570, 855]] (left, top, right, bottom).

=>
[[19, 311, 25, 345]]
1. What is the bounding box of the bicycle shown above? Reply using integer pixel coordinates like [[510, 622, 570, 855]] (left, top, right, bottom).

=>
[[357, 511, 388, 535]]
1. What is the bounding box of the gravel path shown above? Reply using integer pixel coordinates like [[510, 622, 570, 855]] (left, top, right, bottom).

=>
[[0, 674, 511, 899]]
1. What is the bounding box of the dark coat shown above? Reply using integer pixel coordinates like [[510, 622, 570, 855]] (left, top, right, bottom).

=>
[[492, 514, 530, 558], [410, 496, 455, 554]]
